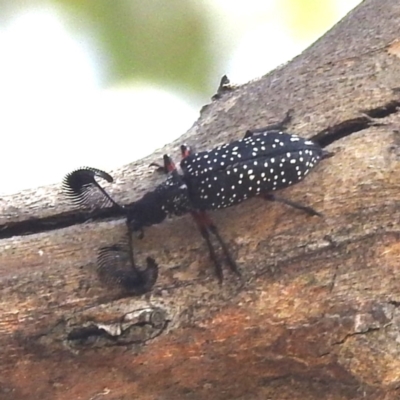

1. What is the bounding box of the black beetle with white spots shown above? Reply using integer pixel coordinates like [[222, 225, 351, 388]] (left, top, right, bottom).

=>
[[62, 112, 331, 294]]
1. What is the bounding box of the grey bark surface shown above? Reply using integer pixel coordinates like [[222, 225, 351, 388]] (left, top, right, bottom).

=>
[[1, 0, 400, 399]]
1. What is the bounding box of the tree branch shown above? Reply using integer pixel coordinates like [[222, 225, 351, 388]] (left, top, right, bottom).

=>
[[1, 1, 400, 399]]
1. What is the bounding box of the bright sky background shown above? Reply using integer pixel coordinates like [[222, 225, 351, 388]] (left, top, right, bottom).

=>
[[0, 0, 361, 195]]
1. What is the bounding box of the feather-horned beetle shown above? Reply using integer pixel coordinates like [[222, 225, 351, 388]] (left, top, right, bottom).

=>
[[63, 112, 331, 294]]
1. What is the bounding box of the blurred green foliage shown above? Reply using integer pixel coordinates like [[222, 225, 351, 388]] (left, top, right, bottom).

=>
[[0, 0, 356, 97], [55, 0, 213, 94]]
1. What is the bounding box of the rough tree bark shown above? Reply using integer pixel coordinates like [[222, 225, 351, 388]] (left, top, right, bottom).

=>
[[1, 0, 400, 399]]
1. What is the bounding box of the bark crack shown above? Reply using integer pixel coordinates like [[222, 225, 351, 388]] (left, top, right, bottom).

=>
[[312, 99, 400, 147]]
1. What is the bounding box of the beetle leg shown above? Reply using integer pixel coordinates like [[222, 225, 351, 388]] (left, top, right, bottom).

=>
[[208, 223, 241, 277], [264, 193, 322, 217], [195, 223, 224, 283], [244, 109, 293, 138], [149, 162, 168, 173], [150, 154, 178, 174], [191, 210, 241, 282], [182, 146, 241, 280]]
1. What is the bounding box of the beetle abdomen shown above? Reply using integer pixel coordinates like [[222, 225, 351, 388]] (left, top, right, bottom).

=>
[[182, 131, 323, 210]]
